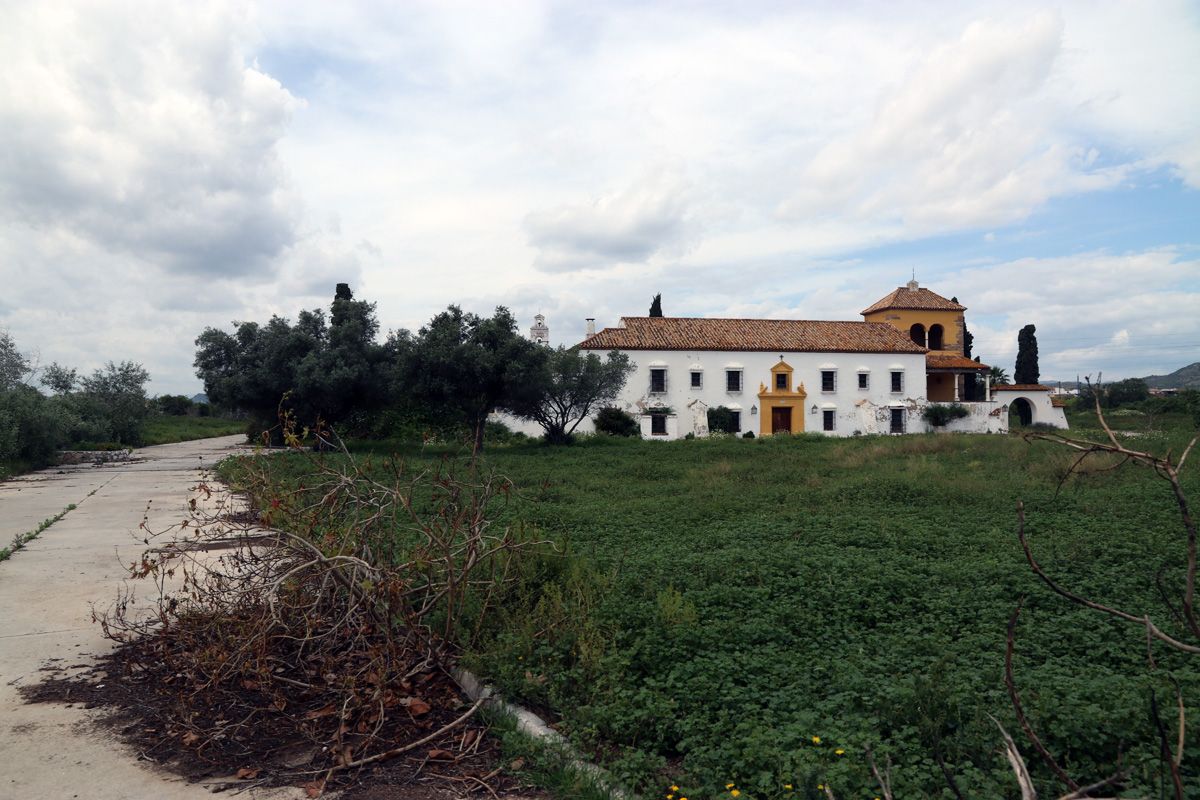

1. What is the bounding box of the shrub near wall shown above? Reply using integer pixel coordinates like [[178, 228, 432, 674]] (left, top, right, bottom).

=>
[[594, 406, 639, 437], [922, 402, 969, 427]]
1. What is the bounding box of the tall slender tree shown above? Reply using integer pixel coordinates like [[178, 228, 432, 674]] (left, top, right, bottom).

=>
[[649, 293, 663, 317], [1015, 324, 1040, 385]]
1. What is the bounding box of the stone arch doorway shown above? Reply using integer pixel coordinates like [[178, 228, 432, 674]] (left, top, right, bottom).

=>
[[1009, 397, 1034, 427]]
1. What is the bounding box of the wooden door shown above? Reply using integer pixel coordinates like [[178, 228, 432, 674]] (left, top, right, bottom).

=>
[[771, 406, 791, 433]]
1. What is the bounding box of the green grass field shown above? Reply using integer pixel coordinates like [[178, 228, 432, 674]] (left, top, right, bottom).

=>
[[221, 422, 1200, 799], [140, 415, 245, 446]]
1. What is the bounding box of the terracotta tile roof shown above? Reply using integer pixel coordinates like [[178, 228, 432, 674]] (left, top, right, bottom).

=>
[[927, 354, 990, 371], [578, 317, 927, 354], [1051, 396, 1068, 407], [861, 286, 966, 315], [991, 384, 1053, 392]]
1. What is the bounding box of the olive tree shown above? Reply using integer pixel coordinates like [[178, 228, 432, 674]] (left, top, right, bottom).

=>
[[505, 347, 633, 444]]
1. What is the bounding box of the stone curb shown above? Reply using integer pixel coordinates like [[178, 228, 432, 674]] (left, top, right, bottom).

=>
[[453, 667, 631, 800]]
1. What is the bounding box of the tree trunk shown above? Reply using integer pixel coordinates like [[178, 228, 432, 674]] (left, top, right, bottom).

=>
[[472, 416, 485, 456]]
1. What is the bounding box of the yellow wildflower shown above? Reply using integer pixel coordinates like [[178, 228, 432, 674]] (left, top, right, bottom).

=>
[[784, 785, 793, 791], [817, 785, 824, 790], [671, 787, 679, 793], [835, 748, 845, 755], [731, 791, 741, 798], [726, 784, 735, 790], [811, 735, 821, 744]]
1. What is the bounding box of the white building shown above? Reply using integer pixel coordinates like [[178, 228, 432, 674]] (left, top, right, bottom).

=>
[[502, 283, 1067, 439], [576, 317, 935, 437]]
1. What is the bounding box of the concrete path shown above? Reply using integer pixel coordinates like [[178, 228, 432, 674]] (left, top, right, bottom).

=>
[[0, 435, 302, 800]]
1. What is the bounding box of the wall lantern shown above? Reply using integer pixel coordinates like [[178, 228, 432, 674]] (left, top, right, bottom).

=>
[[750, 405, 757, 415], [810, 404, 819, 414]]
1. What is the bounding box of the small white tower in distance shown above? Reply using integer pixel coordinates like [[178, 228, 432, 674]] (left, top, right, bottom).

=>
[[530, 313, 550, 345]]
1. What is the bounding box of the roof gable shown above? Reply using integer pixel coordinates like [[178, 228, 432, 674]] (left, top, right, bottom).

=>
[[578, 317, 927, 354]]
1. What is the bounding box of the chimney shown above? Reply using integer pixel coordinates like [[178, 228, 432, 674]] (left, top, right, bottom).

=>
[[585, 318, 596, 336]]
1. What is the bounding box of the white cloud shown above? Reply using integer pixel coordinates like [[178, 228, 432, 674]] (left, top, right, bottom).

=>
[[524, 167, 696, 272], [0, 2, 302, 279], [1, 0, 1197, 393]]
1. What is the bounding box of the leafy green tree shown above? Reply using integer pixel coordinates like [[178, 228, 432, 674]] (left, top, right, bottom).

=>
[[79, 361, 150, 445], [295, 288, 391, 431], [1015, 324, 1039, 385], [0, 330, 30, 392], [155, 394, 194, 415], [1106, 377, 1150, 408], [195, 287, 392, 441], [506, 347, 633, 444], [41, 363, 77, 395], [194, 315, 325, 437], [400, 306, 543, 455], [649, 293, 663, 317]]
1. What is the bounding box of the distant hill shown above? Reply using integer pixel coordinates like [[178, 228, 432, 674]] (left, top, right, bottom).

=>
[[1142, 362, 1200, 390], [190, 393, 209, 405]]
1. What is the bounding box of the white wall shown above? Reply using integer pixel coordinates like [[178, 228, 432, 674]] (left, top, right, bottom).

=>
[[994, 390, 1070, 429], [493, 350, 1058, 440], [596, 349, 930, 439]]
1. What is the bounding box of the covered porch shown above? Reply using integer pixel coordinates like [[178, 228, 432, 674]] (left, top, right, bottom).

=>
[[926, 353, 991, 402]]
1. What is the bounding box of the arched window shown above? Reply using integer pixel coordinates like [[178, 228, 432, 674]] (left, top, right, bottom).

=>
[[928, 324, 944, 350], [909, 323, 926, 347]]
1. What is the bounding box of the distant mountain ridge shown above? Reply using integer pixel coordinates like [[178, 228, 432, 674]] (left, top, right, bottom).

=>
[[1142, 362, 1200, 390]]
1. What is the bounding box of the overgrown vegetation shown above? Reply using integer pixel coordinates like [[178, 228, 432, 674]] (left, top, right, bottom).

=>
[[1, 330, 154, 471], [220, 415, 1200, 798], [98, 420, 557, 796], [922, 402, 970, 427], [0, 502, 77, 563]]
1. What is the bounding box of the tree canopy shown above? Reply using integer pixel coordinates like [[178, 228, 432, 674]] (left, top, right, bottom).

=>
[[649, 293, 663, 317], [398, 305, 543, 454], [194, 286, 389, 438], [505, 346, 633, 444]]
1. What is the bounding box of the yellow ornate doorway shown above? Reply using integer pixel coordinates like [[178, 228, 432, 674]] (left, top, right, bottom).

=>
[[758, 360, 806, 435]]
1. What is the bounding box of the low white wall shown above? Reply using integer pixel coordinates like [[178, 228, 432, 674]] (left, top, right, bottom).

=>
[[994, 390, 1070, 429]]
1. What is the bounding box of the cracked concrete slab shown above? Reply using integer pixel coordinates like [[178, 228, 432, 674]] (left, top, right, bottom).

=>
[[0, 435, 304, 800]]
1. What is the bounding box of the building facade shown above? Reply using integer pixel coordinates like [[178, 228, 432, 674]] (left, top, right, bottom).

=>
[[499, 282, 1068, 439]]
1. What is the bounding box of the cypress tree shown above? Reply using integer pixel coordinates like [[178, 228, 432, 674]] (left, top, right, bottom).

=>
[[649, 293, 663, 317], [1015, 324, 1039, 385]]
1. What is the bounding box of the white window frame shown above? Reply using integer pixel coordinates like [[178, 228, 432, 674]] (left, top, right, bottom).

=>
[[725, 368, 743, 394], [821, 369, 837, 393], [649, 368, 668, 394], [690, 370, 703, 389], [857, 370, 870, 390], [890, 370, 904, 394]]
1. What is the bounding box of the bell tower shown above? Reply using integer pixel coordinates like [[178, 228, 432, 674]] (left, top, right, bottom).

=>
[[529, 314, 550, 345]]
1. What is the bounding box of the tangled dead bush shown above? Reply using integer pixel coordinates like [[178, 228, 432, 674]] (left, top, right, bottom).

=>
[[96, 420, 554, 795]]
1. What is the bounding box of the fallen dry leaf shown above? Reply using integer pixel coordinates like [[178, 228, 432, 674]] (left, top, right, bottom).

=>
[[235, 767, 260, 780], [303, 704, 337, 720], [304, 781, 323, 798], [403, 697, 431, 716], [510, 756, 526, 771], [427, 748, 454, 760]]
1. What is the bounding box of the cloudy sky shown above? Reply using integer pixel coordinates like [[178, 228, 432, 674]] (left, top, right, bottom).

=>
[[1, 0, 1198, 395]]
